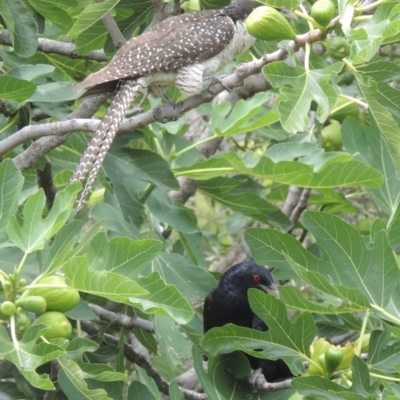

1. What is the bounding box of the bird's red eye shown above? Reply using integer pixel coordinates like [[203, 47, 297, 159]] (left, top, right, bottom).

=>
[[253, 274, 261, 282]]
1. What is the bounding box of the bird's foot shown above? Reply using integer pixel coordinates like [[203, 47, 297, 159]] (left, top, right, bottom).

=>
[[249, 368, 268, 390], [204, 73, 232, 92]]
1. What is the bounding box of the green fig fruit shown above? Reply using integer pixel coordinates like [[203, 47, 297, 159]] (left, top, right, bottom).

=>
[[33, 311, 72, 340], [327, 37, 350, 59], [15, 296, 47, 314], [321, 120, 342, 151], [27, 275, 79, 313], [246, 6, 296, 41], [311, 0, 335, 27], [1, 301, 16, 316]]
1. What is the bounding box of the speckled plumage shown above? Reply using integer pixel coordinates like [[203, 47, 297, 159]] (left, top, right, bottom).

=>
[[71, 0, 261, 210]]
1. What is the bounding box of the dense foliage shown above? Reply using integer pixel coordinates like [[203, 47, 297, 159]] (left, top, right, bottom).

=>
[[0, 0, 399, 399]]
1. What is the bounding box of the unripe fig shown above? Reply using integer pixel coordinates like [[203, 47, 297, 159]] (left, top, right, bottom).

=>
[[33, 311, 72, 340], [321, 120, 342, 151], [345, 370, 353, 380], [355, 219, 373, 235], [311, 0, 335, 27], [324, 346, 343, 376], [1, 301, 16, 316], [246, 6, 296, 41], [18, 278, 27, 287], [337, 71, 355, 86], [15, 296, 47, 314], [2, 281, 12, 292], [15, 312, 32, 338], [26, 275, 79, 312], [327, 37, 350, 59]]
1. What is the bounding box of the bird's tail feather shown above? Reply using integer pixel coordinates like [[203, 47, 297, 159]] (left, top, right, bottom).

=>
[[70, 79, 146, 211]]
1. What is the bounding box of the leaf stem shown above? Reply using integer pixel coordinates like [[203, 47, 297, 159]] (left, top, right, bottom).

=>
[[370, 304, 400, 326], [76, 320, 82, 337], [16, 252, 29, 275], [174, 167, 234, 177], [0, 269, 8, 280], [356, 0, 383, 12], [340, 94, 368, 109], [356, 309, 369, 357], [9, 315, 23, 365], [294, 10, 317, 26], [331, 98, 354, 115], [0, 113, 20, 136], [341, 58, 357, 73], [171, 135, 218, 160], [369, 372, 400, 382], [353, 15, 373, 21], [19, 283, 68, 291], [138, 183, 156, 204], [299, 4, 313, 73]]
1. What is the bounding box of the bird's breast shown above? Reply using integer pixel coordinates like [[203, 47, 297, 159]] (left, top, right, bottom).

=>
[[202, 20, 256, 77]]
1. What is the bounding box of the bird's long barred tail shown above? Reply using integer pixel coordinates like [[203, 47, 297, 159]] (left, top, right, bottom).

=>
[[71, 79, 145, 211]]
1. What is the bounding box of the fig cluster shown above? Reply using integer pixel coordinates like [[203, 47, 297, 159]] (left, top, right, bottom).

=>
[[0, 274, 79, 340], [308, 338, 355, 378]]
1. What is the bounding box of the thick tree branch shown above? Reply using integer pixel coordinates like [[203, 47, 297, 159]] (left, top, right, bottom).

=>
[[12, 95, 107, 171]]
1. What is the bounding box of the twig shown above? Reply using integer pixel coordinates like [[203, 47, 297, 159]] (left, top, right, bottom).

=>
[[329, 331, 359, 345], [250, 369, 293, 391], [89, 304, 154, 332], [282, 186, 304, 219], [89, 304, 154, 331], [95, 0, 126, 48], [0, 30, 107, 61], [290, 188, 311, 224], [12, 95, 107, 171], [173, 0, 181, 15]]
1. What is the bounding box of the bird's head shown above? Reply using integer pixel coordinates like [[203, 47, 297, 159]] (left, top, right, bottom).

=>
[[221, 260, 279, 298]]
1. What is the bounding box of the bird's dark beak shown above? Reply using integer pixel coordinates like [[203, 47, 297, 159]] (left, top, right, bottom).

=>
[[279, 9, 298, 22], [259, 283, 280, 299]]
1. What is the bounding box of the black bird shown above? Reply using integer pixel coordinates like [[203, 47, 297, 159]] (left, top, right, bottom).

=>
[[203, 260, 292, 381]]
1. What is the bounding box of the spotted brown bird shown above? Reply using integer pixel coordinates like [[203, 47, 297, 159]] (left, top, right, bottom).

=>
[[203, 260, 292, 381], [70, 0, 263, 209]]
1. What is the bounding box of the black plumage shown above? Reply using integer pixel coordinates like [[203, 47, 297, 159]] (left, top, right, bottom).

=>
[[203, 260, 292, 381]]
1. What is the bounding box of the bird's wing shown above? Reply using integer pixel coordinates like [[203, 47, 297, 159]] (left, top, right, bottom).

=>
[[203, 289, 220, 333], [76, 11, 235, 90]]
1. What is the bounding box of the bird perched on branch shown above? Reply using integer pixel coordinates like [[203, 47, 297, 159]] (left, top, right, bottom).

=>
[[70, 0, 264, 210], [203, 261, 292, 381]]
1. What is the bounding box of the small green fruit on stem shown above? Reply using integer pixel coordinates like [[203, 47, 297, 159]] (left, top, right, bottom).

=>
[[15, 312, 32, 338], [324, 346, 344, 376], [311, 0, 335, 27], [246, 6, 296, 41], [15, 296, 47, 314], [321, 120, 342, 151], [327, 37, 350, 59], [26, 275, 80, 312], [33, 311, 72, 340], [1, 301, 16, 316]]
